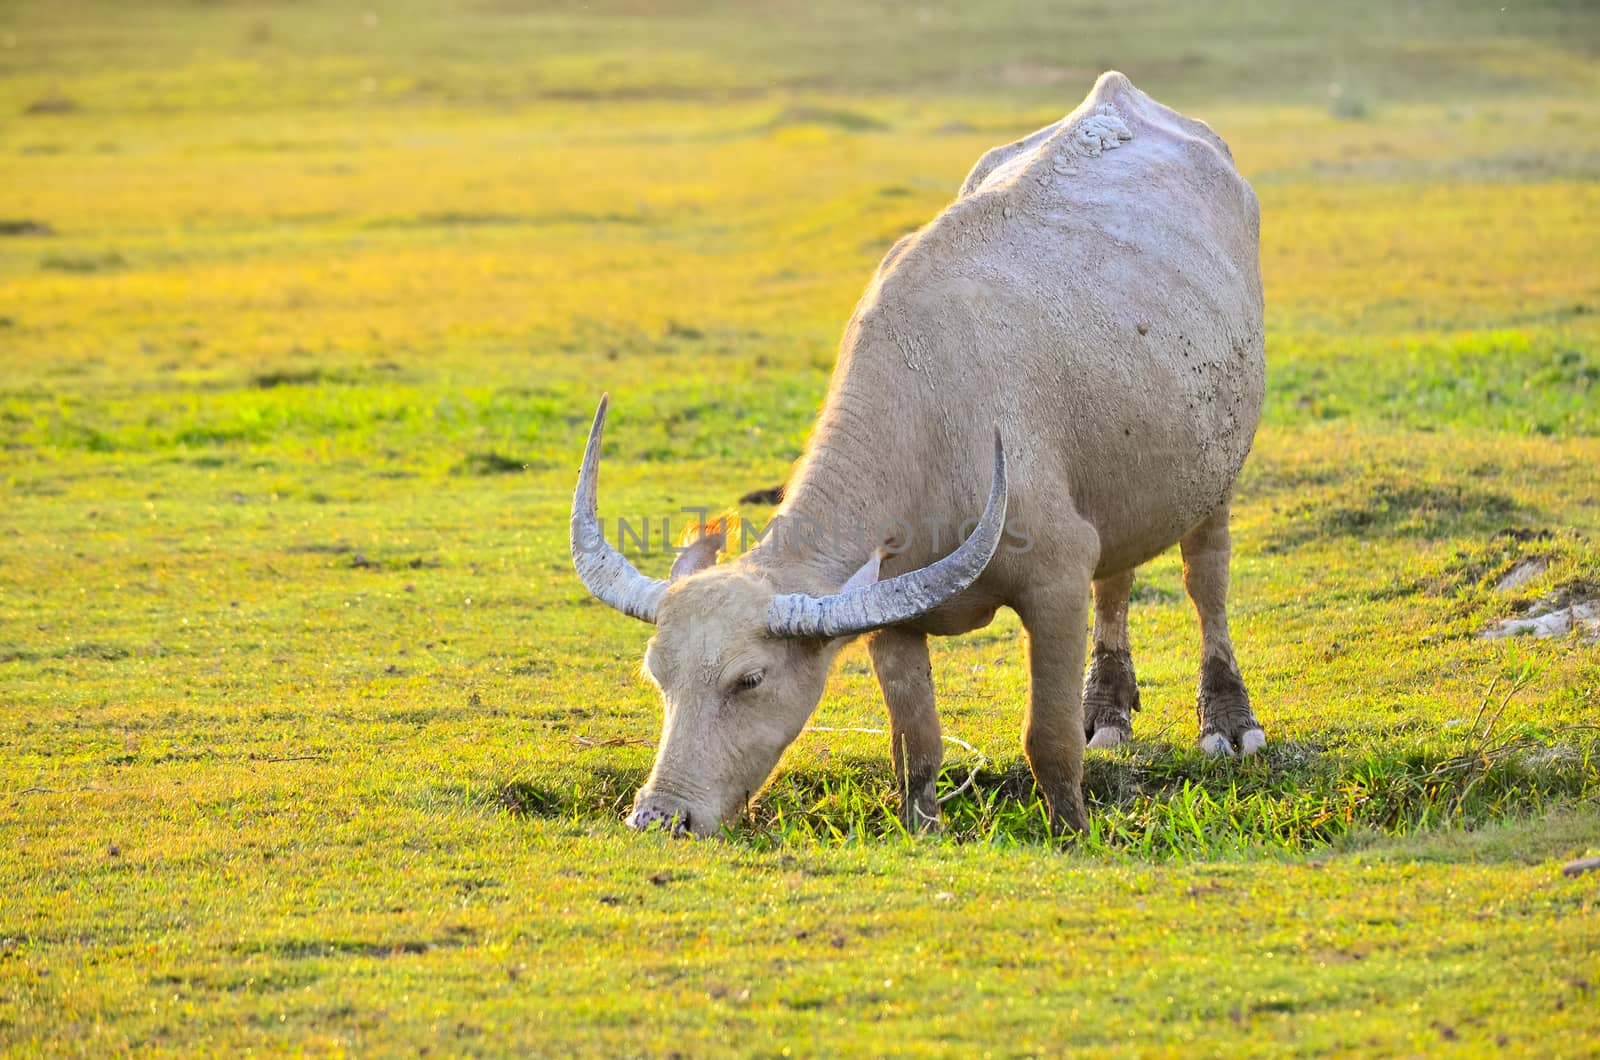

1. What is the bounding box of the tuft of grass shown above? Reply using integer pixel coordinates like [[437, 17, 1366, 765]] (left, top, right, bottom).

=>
[[249, 367, 330, 389], [0, 218, 56, 237], [1263, 477, 1522, 552], [37, 250, 125, 273], [454, 451, 536, 475], [762, 103, 891, 132]]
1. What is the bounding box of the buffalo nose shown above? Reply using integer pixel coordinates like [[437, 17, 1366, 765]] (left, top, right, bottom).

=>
[[626, 803, 692, 837]]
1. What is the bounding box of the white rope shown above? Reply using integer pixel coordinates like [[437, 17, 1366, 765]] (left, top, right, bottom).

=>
[[801, 725, 987, 807]]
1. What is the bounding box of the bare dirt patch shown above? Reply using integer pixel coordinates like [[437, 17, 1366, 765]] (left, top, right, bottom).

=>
[[1495, 557, 1549, 591], [1480, 584, 1600, 642]]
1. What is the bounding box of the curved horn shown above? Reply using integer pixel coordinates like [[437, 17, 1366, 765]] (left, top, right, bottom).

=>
[[571, 395, 667, 623], [766, 431, 1009, 638]]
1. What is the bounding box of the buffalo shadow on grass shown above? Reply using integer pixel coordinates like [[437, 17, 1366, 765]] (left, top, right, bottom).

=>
[[494, 766, 650, 821], [482, 732, 1598, 858]]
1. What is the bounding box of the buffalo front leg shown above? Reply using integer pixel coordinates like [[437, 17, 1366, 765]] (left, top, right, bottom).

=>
[[1084, 570, 1142, 749], [1181, 504, 1265, 756], [1017, 560, 1095, 835], [867, 627, 943, 832]]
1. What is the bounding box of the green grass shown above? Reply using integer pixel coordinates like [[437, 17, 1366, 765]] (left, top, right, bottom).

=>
[[3, 0, 1599, 1053]]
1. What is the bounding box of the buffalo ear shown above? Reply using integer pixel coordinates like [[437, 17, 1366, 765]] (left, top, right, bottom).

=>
[[669, 530, 725, 581], [838, 550, 882, 593]]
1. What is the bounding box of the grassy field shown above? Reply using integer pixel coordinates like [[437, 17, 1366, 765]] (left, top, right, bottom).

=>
[[3, 0, 1599, 1053]]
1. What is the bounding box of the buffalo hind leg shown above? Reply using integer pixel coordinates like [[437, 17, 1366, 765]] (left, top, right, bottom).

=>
[[1180, 504, 1265, 756], [1084, 570, 1141, 749], [1017, 530, 1098, 835], [868, 627, 943, 832]]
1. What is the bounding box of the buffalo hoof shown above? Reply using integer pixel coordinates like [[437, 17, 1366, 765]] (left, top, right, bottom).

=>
[[1199, 727, 1268, 757], [900, 768, 943, 834], [1049, 803, 1089, 838], [1196, 653, 1262, 757], [1088, 726, 1129, 749], [1083, 646, 1141, 744], [903, 801, 944, 834]]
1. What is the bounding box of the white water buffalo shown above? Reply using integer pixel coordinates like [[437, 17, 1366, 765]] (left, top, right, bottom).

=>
[[572, 72, 1265, 837]]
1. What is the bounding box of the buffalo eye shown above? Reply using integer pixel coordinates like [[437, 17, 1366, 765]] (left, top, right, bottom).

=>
[[733, 669, 765, 693]]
